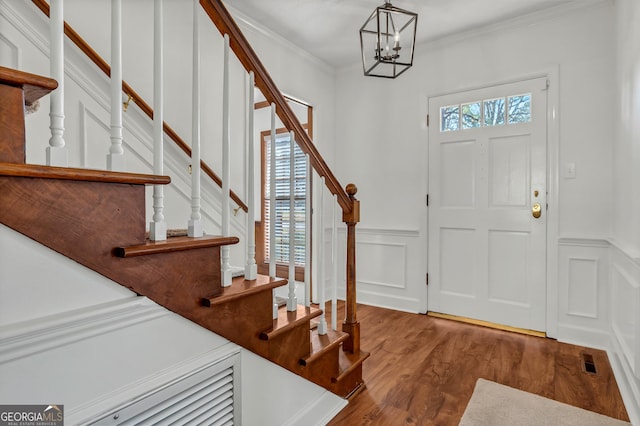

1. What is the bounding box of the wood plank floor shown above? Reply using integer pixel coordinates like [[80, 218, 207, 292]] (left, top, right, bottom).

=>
[[327, 303, 629, 425]]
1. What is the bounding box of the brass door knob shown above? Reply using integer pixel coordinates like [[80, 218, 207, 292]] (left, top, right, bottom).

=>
[[532, 203, 542, 218]]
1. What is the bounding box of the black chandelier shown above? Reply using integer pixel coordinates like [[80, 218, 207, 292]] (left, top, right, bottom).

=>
[[359, 0, 418, 78]]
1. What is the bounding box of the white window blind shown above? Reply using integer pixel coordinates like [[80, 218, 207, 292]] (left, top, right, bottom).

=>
[[264, 133, 307, 266]]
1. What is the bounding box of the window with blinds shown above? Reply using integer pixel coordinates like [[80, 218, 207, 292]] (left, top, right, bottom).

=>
[[263, 133, 307, 267]]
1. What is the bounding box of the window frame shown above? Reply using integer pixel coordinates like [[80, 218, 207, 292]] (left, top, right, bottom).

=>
[[254, 97, 313, 282]]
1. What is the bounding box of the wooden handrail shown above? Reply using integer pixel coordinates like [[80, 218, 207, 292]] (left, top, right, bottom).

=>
[[30, 0, 248, 213], [200, 0, 355, 220], [200, 0, 361, 354], [0, 65, 58, 105], [0, 162, 171, 185]]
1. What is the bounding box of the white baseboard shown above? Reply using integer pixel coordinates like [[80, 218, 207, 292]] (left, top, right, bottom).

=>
[[608, 339, 640, 425], [283, 391, 347, 426], [356, 288, 422, 314], [556, 323, 611, 351]]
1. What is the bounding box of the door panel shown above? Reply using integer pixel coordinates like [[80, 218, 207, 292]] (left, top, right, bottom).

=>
[[428, 77, 547, 332]]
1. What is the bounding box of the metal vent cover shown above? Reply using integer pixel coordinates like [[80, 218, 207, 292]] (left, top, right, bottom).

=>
[[91, 355, 237, 426]]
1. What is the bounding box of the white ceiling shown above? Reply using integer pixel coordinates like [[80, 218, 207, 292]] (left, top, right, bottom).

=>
[[223, 0, 582, 69]]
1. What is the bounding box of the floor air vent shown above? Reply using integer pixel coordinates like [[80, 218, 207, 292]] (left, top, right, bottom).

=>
[[582, 353, 597, 375], [91, 355, 237, 425]]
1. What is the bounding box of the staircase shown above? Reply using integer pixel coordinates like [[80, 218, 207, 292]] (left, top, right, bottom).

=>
[[1, 63, 367, 403]]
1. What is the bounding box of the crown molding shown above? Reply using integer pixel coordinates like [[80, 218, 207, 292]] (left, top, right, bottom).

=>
[[224, 4, 335, 76], [338, 0, 612, 74], [419, 0, 612, 53]]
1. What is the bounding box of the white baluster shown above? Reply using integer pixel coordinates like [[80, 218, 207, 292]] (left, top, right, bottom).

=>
[[47, 0, 68, 166], [244, 71, 257, 280], [107, 0, 125, 171], [317, 177, 327, 335], [188, 0, 203, 238], [304, 155, 311, 307], [149, 0, 166, 241], [270, 103, 277, 319], [287, 130, 297, 311], [221, 34, 232, 287], [331, 195, 338, 330], [269, 104, 277, 279]]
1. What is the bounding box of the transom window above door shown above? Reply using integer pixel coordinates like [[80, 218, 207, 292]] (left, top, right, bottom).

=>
[[440, 93, 531, 132]]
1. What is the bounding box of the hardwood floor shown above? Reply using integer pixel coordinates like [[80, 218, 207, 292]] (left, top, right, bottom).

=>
[[327, 303, 629, 425]]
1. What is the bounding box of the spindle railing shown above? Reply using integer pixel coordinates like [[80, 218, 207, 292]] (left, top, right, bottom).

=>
[[30, 0, 360, 354], [200, 0, 361, 352], [31, 0, 248, 214]]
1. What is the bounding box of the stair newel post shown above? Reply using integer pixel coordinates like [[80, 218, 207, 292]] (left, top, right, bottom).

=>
[[149, 0, 166, 241], [342, 184, 360, 354], [188, 0, 203, 238], [107, 0, 125, 171], [270, 103, 278, 318], [317, 177, 328, 335], [221, 33, 232, 286], [244, 71, 257, 279], [46, 0, 68, 167], [287, 130, 298, 311], [304, 154, 311, 307]]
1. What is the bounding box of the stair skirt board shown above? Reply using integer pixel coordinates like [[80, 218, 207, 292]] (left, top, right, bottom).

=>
[[89, 354, 239, 426]]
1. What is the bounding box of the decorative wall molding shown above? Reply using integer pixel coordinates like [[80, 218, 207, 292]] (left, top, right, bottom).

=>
[[356, 227, 420, 238], [417, 0, 610, 56], [556, 235, 640, 423], [608, 342, 640, 425], [566, 257, 599, 318], [610, 264, 640, 377], [227, 5, 334, 75], [0, 32, 19, 68], [609, 238, 640, 266], [558, 237, 610, 247], [557, 239, 609, 339], [356, 240, 407, 289], [336, 227, 425, 313], [0, 297, 166, 364]]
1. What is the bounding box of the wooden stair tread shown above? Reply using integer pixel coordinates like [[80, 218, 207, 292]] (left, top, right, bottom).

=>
[[300, 328, 349, 366], [333, 349, 371, 384], [260, 305, 322, 341], [0, 162, 170, 185], [114, 235, 239, 258], [201, 274, 287, 307], [0, 66, 58, 105]]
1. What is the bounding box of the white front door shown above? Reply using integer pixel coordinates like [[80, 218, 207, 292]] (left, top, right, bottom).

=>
[[428, 77, 548, 332]]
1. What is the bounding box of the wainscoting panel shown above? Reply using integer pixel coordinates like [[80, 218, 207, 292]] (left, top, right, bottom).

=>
[[357, 240, 407, 289], [609, 242, 640, 380], [338, 228, 425, 313], [0, 32, 19, 68], [557, 238, 610, 348], [608, 241, 640, 425], [567, 257, 599, 318], [611, 264, 639, 375]]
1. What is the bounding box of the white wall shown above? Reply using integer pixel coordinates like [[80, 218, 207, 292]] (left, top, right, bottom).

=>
[[613, 0, 640, 257], [333, 1, 615, 315], [608, 0, 640, 423]]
